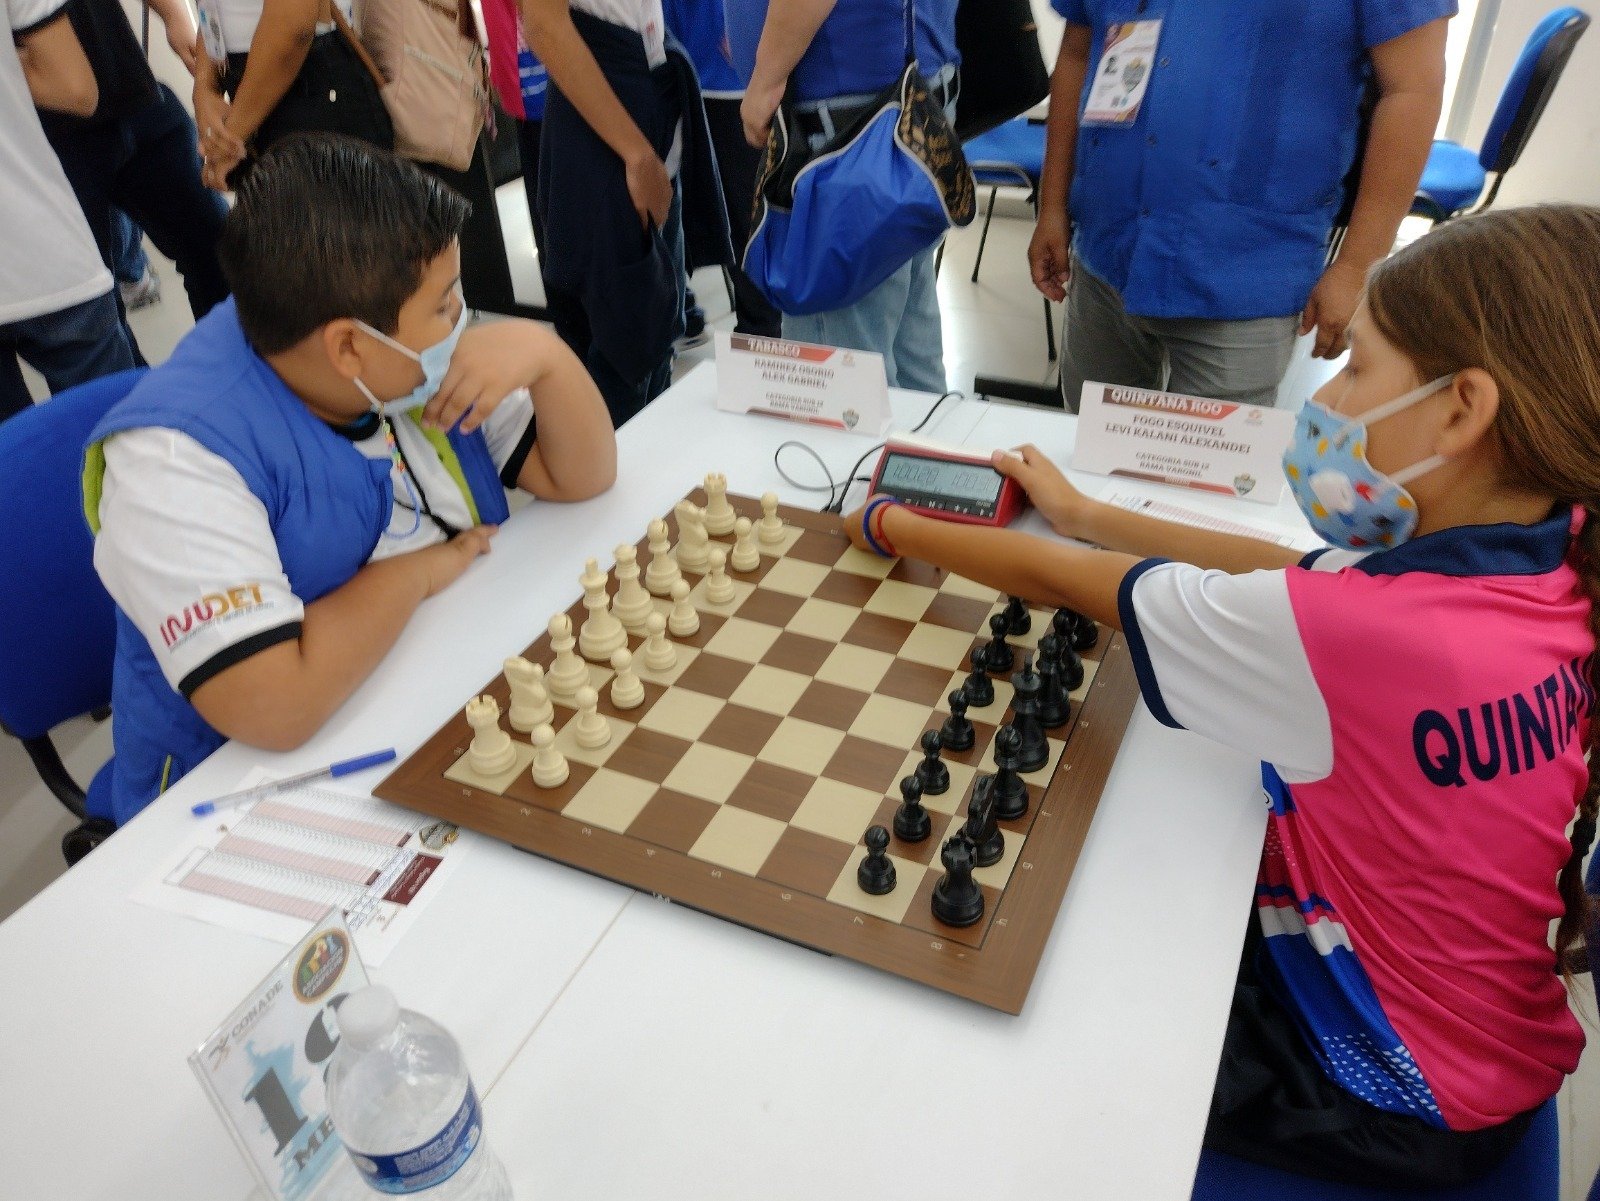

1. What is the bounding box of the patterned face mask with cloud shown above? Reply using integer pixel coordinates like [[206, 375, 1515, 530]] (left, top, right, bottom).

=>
[[1281, 376, 1455, 551]]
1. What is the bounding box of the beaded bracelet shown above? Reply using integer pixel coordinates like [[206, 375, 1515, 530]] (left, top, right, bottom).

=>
[[862, 497, 900, 558]]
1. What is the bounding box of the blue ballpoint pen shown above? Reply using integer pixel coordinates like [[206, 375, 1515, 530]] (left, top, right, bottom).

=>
[[190, 749, 398, 817]]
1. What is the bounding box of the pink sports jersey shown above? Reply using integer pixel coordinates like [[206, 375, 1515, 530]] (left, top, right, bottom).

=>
[[1118, 507, 1592, 1130]]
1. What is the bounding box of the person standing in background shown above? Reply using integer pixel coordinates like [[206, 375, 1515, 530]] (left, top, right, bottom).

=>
[[730, 0, 960, 392], [1031, 1, 1452, 408], [1, 0, 134, 420], [192, 0, 392, 188], [664, 0, 780, 338]]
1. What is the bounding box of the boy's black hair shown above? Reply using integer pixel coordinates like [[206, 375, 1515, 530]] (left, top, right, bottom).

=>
[[217, 134, 472, 356]]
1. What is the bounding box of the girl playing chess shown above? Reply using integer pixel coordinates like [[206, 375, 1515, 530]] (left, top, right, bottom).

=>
[[847, 205, 1600, 1189]]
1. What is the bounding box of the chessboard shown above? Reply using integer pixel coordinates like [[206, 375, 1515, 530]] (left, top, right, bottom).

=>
[[375, 486, 1141, 1013]]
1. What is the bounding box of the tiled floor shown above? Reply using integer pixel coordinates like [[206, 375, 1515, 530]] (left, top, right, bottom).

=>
[[5, 166, 1597, 1199]]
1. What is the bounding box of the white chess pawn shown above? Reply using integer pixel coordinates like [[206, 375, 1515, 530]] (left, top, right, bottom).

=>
[[674, 499, 711, 572], [573, 685, 611, 749], [703, 471, 737, 536], [578, 556, 626, 662], [758, 491, 785, 545], [610, 648, 645, 709], [547, 613, 589, 700], [642, 611, 678, 671], [611, 543, 654, 633], [644, 518, 682, 596], [504, 657, 553, 732], [667, 578, 699, 637], [729, 516, 760, 572], [703, 547, 736, 605], [529, 723, 568, 788], [465, 695, 516, 775]]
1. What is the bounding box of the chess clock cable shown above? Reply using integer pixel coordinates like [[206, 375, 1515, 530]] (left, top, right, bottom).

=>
[[773, 389, 965, 514]]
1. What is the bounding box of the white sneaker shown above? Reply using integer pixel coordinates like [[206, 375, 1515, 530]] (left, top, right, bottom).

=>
[[119, 267, 162, 311]]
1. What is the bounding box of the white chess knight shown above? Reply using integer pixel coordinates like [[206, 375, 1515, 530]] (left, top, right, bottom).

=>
[[504, 656, 553, 732], [703, 471, 736, 536], [578, 556, 626, 661], [611, 543, 654, 633], [674, 499, 711, 572], [610, 648, 645, 709], [758, 491, 785, 545], [465, 695, 516, 776], [644, 518, 682, 596], [667, 579, 699, 637], [703, 547, 736, 605], [547, 613, 588, 699], [573, 685, 611, 749], [730, 516, 760, 572], [642, 611, 677, 671], [530, 723, 568, 788]]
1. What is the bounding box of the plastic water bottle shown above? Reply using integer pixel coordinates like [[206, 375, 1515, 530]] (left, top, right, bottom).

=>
[[327, 985, 513, 1199]]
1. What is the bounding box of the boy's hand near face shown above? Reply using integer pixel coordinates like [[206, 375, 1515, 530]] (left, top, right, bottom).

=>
[[423, 320, 550, 434]]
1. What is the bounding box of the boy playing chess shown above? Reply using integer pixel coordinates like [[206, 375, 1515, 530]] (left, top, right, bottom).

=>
[[84, 135, 617, 825]]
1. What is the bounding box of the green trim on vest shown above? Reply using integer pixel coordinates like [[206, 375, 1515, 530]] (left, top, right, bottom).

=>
[[82, 440, 108, 535], [417, 422, 482, 525]]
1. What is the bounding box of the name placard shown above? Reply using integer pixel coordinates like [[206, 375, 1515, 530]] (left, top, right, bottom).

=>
[[1072, 382, 1294, 505], [190, 913, 368, 1200], [715, 331, 891, 438]]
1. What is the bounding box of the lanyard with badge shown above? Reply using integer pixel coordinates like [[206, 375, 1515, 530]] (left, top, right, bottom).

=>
[[197, 0, 227, 62], [1081, 19, 1162, 125]]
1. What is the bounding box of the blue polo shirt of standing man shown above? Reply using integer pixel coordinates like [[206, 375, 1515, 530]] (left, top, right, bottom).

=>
[[1032, 0, 1454, 408], [728, 0, 959, 393]]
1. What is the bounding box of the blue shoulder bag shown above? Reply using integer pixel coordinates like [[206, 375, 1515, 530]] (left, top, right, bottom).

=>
[[743, 2, 976, 316]]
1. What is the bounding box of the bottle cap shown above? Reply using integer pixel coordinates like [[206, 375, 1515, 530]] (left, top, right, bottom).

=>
[[338, 984, 400, 1051]]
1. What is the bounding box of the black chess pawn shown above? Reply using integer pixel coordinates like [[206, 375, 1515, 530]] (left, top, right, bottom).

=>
[[856, 825, 897, 895], [961, 655, 995, 709], [1008, 653, 1050, 774], [915, 729, 950, 795], [893, 775, 931, 842], [962, 775, 1005, 868], [939, 690, 976, 752], [981, 612, 1015, 674], [991, 725, 1030, 822], [1049, 611, 1086, 691], [930, 835, 985, 928], [1035, 636, 1072, 729], [1002, 595, 1031, 637]]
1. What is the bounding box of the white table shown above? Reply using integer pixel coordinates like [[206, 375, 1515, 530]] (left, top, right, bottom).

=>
[[0, 362, 1299, 1200]]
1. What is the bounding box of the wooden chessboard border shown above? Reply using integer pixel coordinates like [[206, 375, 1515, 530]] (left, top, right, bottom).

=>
[[375, 494, 1142, 1014]]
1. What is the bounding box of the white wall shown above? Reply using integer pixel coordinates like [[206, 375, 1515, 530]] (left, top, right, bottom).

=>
[[1456, 0, 1600, 206]]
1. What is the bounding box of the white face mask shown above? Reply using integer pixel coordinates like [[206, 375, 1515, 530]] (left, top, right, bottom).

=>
[[352, 296, 467, 417]]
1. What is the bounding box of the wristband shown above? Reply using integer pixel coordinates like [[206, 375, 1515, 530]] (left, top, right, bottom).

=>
[[862, 497, 899, 558]]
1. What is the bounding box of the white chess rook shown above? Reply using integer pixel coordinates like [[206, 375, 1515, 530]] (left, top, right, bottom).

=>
[[579, 556, 626, 661], [730, 516, 760, 572], [611, 544, 654, 633], [573, 685, 611, 749], [529, 723, 569, 788], [674, 500, 711, 572], [610, 648, 645, 709], [703, 547, 736, 605], [465, 695, 516, 776], [644, 518, 682, 596], [758, 491, 785, 545], [642, 611, 678, 671], [547, 613, 588, 699], [504, 657, 553, 732], [703, 471, 736, 536], [667, 579, 699, 637]]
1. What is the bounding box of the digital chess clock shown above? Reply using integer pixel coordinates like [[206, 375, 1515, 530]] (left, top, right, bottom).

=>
[[869, 436, 1027, 527]]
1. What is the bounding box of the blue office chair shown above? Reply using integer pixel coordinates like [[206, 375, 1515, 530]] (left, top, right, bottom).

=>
[[956, 116, 1056, 361], [0, 369, 144, 865], [1413, 7, 1590, 223], [1193, 1095, 1560, 1201]]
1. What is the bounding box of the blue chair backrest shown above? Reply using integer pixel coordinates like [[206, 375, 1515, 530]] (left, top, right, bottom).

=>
[[1479, 7, 1590, 174], [0, 369, 144, 740]]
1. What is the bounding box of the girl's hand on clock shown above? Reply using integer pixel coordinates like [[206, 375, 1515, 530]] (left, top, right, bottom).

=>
[[991, 446, 1093, 540]]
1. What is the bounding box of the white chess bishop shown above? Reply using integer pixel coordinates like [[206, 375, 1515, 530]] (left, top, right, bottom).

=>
[[465, 695, 516, 776]]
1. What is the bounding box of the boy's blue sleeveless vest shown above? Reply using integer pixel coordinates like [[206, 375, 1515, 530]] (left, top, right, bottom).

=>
[[82, 300, 510, 825]]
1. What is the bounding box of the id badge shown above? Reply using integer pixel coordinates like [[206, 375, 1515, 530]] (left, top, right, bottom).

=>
[[197, 0, 227, 63], [1082, 18, 1161, 125]]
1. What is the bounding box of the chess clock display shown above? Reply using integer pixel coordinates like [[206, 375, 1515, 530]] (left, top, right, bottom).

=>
[[869, 436, 1027, 526]]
